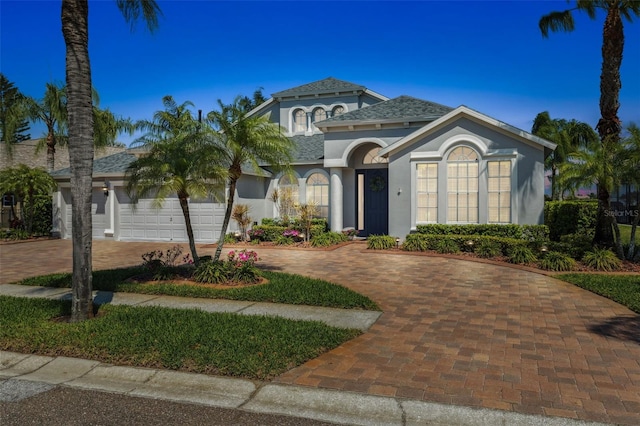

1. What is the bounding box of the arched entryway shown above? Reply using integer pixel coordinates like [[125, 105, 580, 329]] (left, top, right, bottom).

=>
[[354, 146, 388, 237]]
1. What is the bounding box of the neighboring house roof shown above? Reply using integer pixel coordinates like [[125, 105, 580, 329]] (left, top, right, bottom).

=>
[[317, 96, 454, 127], [289, 134, 324, 162], [0, 139, 125, 172], [51, 151, 137, 178], [378, 105, 557, 158]]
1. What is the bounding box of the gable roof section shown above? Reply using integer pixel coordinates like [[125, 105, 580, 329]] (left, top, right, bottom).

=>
[[378, 106, 557, 157], [317, 96, 454, 127], [272, 77, 366, 98], [289, 134, 324, 162]]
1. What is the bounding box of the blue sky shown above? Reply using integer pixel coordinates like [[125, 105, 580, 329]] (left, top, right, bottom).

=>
[[1, 0, 639, 146]]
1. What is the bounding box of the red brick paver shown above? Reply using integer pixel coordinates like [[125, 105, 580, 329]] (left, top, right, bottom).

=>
[[1, 239, 639, 424]]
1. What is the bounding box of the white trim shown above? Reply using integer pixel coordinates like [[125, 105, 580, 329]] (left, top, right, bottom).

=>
[[378, 106, 556, 157]]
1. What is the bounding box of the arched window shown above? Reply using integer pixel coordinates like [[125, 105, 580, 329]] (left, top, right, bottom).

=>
[[293, 109, 306, 133], [362, 147, 388, 164], [332, 105, 344, 117], [313, 108, 326, 124], [447, 146, 478, 223], [306, 173, 329, 218], [277, 175, 299, 219]]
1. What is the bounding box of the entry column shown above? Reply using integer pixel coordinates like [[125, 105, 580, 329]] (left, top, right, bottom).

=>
[[330, 167, 343, 232]]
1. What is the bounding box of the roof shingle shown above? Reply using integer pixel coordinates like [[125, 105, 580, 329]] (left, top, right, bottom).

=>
[[272, 77, 365, 98]]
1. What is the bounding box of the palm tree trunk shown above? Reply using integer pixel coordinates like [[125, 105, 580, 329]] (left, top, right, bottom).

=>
[[593, 6, 623, 248], [177, 192, 199, 264], [62, 0, 94, 322], [627, 210, 639, 260], [213, 178, 237, 262], [46, 131, 55, 173]]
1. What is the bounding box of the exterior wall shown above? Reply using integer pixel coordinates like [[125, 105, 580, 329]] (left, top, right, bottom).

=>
[[278, 93, 382, 136], [323, 127, 417, 166], [388, 117, 547, 239]]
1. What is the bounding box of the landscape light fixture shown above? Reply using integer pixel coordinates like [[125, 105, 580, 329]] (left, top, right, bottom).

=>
[[396, 237, 400, 249], [102, 181, 109, 197]]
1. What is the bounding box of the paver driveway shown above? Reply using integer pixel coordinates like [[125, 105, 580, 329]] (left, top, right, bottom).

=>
[[1, 239, 639, 424]]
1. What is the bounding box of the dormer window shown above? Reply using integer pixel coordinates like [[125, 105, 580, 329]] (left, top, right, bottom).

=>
[[293, 109, 306, 133], [332, 105, 344, 117], [313, 108, 326, 124]]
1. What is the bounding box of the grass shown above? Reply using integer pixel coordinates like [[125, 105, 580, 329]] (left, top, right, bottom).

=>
[[0, 296, 360, 380], [16, 268, 379, 311], [558, 273, 640, 313]]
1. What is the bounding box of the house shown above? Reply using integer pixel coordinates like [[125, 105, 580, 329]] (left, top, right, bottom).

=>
[[0, 139, 124, 228], [51, 77, 556, 241]]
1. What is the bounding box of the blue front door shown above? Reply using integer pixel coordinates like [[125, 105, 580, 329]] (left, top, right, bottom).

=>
[[356, 169, 389, 237]]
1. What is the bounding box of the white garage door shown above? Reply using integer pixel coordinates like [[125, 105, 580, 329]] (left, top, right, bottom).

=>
[[117, 189, 225, 243]]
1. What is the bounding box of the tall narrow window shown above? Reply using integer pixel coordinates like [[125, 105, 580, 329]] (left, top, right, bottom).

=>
[[447, 146, 478, 223], [488, 161, 511, 223], [312, 108, 326, 126], [416, 163, 438, 222], [293, 109, 306, 133], [278, 175, 299, 220], [306, 173, 329, 218]]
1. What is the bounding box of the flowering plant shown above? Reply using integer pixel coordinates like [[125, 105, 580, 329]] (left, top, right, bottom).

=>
[[283, 229, 300, 238], [247, 228, 265, 240], [227, 249, 259, 266]]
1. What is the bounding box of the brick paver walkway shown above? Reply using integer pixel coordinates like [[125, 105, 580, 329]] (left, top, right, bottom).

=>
[[1, 239, 639, 424]]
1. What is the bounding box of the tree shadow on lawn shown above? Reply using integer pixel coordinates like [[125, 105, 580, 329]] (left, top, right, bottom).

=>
[[589, 315, 640, 345]]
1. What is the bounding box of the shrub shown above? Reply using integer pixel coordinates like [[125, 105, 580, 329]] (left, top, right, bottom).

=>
[[367, 235, 396, 250], [311, 232, 348, 247], [193, 261, 229, 284], [247, 228, 265, 241], [252, 225, 286, 242], [582, 248, 622, 272], [539, 251, 576, 271], [434, 239, 460, 254], [274, 235, 294, 245], [549, 233, 594, 260], [474, 240, 502, 258], [415, 224, 549, 241], [224, 233, 237, 244], [544, 200, 597, 241], [507, 246, 538, 264], [402, 234, 429, 251]]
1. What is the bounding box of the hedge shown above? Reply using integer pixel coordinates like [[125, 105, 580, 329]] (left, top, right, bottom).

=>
[[544, 200, 598, 241], [415, 224, 548, 242], [403, 234, 531, 255]]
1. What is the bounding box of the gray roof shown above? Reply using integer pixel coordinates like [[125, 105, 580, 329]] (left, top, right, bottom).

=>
[[52, 151, 137, 176], [318, 95, 454, 124], [289, 134, 324, 162], [272, 77, 365, 99]]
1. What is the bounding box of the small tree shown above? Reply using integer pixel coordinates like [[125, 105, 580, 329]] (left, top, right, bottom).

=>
[[0, 165, 56, 234], [297, 202, 319, 242], [232, 204, 251, 241]]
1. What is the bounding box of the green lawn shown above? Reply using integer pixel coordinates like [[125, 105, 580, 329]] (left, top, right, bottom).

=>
[[0, 296, 360, 380], [558, 273, 640, 313], [16, 267, 379, 310]]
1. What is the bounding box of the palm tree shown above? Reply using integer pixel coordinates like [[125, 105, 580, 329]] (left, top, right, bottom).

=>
[[62, 0, 161, 321], [126, 96, 225, 264], [27, 82, 67, 172], [532, 111, 598, 200], [0, 165, 57, 234], [539, 0, 640, 246], [207, 97, 295, 261]]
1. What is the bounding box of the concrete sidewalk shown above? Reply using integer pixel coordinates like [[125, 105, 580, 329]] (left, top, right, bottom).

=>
[[0, 351, 605, 426]]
